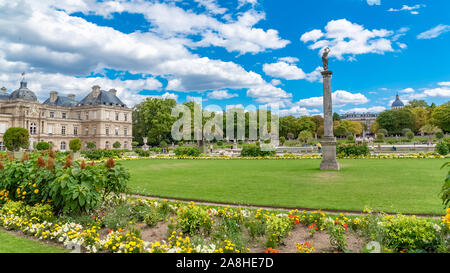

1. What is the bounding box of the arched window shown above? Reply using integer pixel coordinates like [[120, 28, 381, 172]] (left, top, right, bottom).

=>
[[60, 141, 66, 151], [0, 142, 5, 151], [105, 141, 110, 149], [124, 141, 128, 149], [30, 123, 37, 135]]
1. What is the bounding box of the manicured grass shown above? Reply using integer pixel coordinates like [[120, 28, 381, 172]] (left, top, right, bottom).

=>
[[122, 158, 448, 215], [0, 229, 69, 253]]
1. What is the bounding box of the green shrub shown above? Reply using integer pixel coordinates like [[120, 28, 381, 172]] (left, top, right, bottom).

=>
[[436, 131, 444, 140], [217, 140, 223, 146], [69, 138, 82, 153], [436, 143, 449, 155], [240, 145, 275, 157], [176, 203, 212, 234], [326, 222, 347, 252], [25, 203, 54, 222], [265, 215, 292, 248], [382, 215, 442, 252], [441, 162, 450, 208], [174, 146, 200, 157], [134, 148, 151, 157], [337, 143, 369, 157], [113, 141, 121, 149], [36, 142, 50, 151], [144, 208, 160, 227], [406, 131, 415, 141], [86, 142, 96, 150], [3, 127, 29, 151], [103, 203, 133, 229]]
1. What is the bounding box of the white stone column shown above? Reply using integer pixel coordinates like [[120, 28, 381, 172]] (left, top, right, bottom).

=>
[[320, 71, 340, 170]]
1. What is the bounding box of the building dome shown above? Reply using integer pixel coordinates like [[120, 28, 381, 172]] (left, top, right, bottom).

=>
[[391, 94, 404, 109], [9, 81, 37, 102]]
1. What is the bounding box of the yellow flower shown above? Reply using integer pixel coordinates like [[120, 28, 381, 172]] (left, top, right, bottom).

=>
[[34, 189, 39, 194]]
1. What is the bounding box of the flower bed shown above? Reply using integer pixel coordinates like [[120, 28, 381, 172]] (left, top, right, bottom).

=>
[[0, 198, 448, 253]]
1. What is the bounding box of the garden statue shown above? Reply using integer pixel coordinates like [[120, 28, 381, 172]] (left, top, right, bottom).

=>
[[322, 47, 330, 71]]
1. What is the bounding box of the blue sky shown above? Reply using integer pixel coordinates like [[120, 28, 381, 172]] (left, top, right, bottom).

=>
[[0, 0, 449, 116]]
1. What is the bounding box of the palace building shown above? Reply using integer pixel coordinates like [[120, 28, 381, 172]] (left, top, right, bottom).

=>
[[0, 80, 132, 151]]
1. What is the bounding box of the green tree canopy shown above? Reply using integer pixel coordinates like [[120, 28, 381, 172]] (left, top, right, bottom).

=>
[[3, 127, 29, 151], [69, 138, 82, 153], [431, 102, 450, 132], [376, 109, 414, 135]]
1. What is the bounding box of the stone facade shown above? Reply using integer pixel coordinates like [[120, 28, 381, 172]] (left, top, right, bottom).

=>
[[340, 112, 378, 130], [0, 81, 132, 151]]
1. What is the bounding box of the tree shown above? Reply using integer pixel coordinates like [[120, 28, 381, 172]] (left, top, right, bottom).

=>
[[420, 124, 442, 143], [406, 131, 414, 141], [113, 141, 121, 149], [431, 103, 450, 132], [279, 136, 286, 146], [311, 115, 324, 138], [376, 109, 414, 135], [36, 142, 50, 151], [86, 142, 96, 150], [132, 98, 177, 146], [409, 107, 430, 133], [333, 112, 341, 121], [435, 131, 444, 141], [3, 127, 29, 151], [298, 130, 312, 143], [69, 138, 82, 153], [370, 121, 380, 134], [407, 99, 428, 108], [131, 141, 139, 148]]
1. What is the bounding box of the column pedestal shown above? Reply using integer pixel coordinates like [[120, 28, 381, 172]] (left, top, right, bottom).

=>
[[320, 136, 340, 170]]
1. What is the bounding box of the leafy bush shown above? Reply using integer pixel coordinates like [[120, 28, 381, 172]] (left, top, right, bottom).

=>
[[406, 131, 415, 141], [240, 145, 275, 157], [176, 202, 212, 234], [217, 140, 223, 146], [36, 142, 50, 151], [86, 142, 96, 150], [436, 143, 449, 155], [441, 162, 450, 208], [113, 141, 121, 149], [337, 143, 369, 157], [382, 215, 442, 252], [3, 127, 29, 151], [174, 146, 200, 157], [69, 138, 82, 153], [144, 208, 160, 227], [81, 149, 129, 160], [265, 215, 292, 248], [134, 148, 151, 157]]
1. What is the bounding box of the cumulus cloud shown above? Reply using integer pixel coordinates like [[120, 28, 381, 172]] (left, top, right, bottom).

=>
[[399, 88, 414, 93], [207, 90, 238, 99], [263, 62, 323, 82], [300, 19, 396, 60], [366, 0, 381, 6], [423, 87, 450, 98], [0, 0, 291, 105], [298, 90, 369, 107], [417, 24, 450, 39]]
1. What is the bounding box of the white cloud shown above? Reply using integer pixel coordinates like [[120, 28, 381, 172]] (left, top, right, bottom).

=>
[[367, 0, 381, 6], [270, 79, 282, 86], [417, 24, 450, 39], [300, 19, 396, 60], [277, 57, 299, 64], [298, 90, 369, 107], [193, 0, 227, 15], [423, 87, 450, 98], [263, 62, 323, 82], [207, 90, 238, 99], [341, 106, 386, 113], [399, 87, 414, 93], [247, 84, 291, 103], [279, 105, 313, 117], [388, 4, 425, 14], [438, 82, 450, 87]]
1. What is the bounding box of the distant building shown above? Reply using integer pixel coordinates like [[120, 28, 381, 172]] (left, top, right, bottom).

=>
[[339, 112, 378, 131], [391, 94, 405, 109], [0, 80, 132, 151]]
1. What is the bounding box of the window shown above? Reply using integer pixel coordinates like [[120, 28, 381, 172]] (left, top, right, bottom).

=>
[[60, 142, 66, 151], [62, 112, 67, 119], [77, 112, 81, 120], [105, 141, 110, 149], [50, 112, 54, 118], [30, 123, 37, 135], [93, 126, 97, 135], [124, 127, 128, 136], [93, 111, 97, 120], [85, 112, 89, 120], [124, 141, 128, 149], [61, 126, 66, 135], [0, 123, 6, 134], [115, 112, 119, 121], [48, 125, 53, 134], [124, 113, 127, 121], [106, 127, 110, 136], [106, 112, 110, 120], [85, 127, 89, 136], [41, 121, 44, 133], [0, 142, 4, 151], [115, 127, 119, 136], [74, 127, 78, 136]]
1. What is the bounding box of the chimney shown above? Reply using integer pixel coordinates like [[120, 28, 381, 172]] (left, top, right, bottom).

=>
[[68, 94, 75, 100], [50, 91, 58, 104], [92, 85, 101, 98], [109, 89, 117, 96], [0, 87, 6, 94]]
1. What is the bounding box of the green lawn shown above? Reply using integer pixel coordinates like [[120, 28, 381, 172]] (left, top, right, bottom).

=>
[[122, 158, 448, 215], [0, 229, 69, 253]]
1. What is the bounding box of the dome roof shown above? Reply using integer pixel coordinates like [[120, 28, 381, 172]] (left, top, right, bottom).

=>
[[9, 81, 37, 102], [391, 94, 404, 107]]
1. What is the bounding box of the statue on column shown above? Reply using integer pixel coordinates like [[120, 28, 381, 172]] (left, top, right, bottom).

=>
[[322, 47, 330, 71]]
